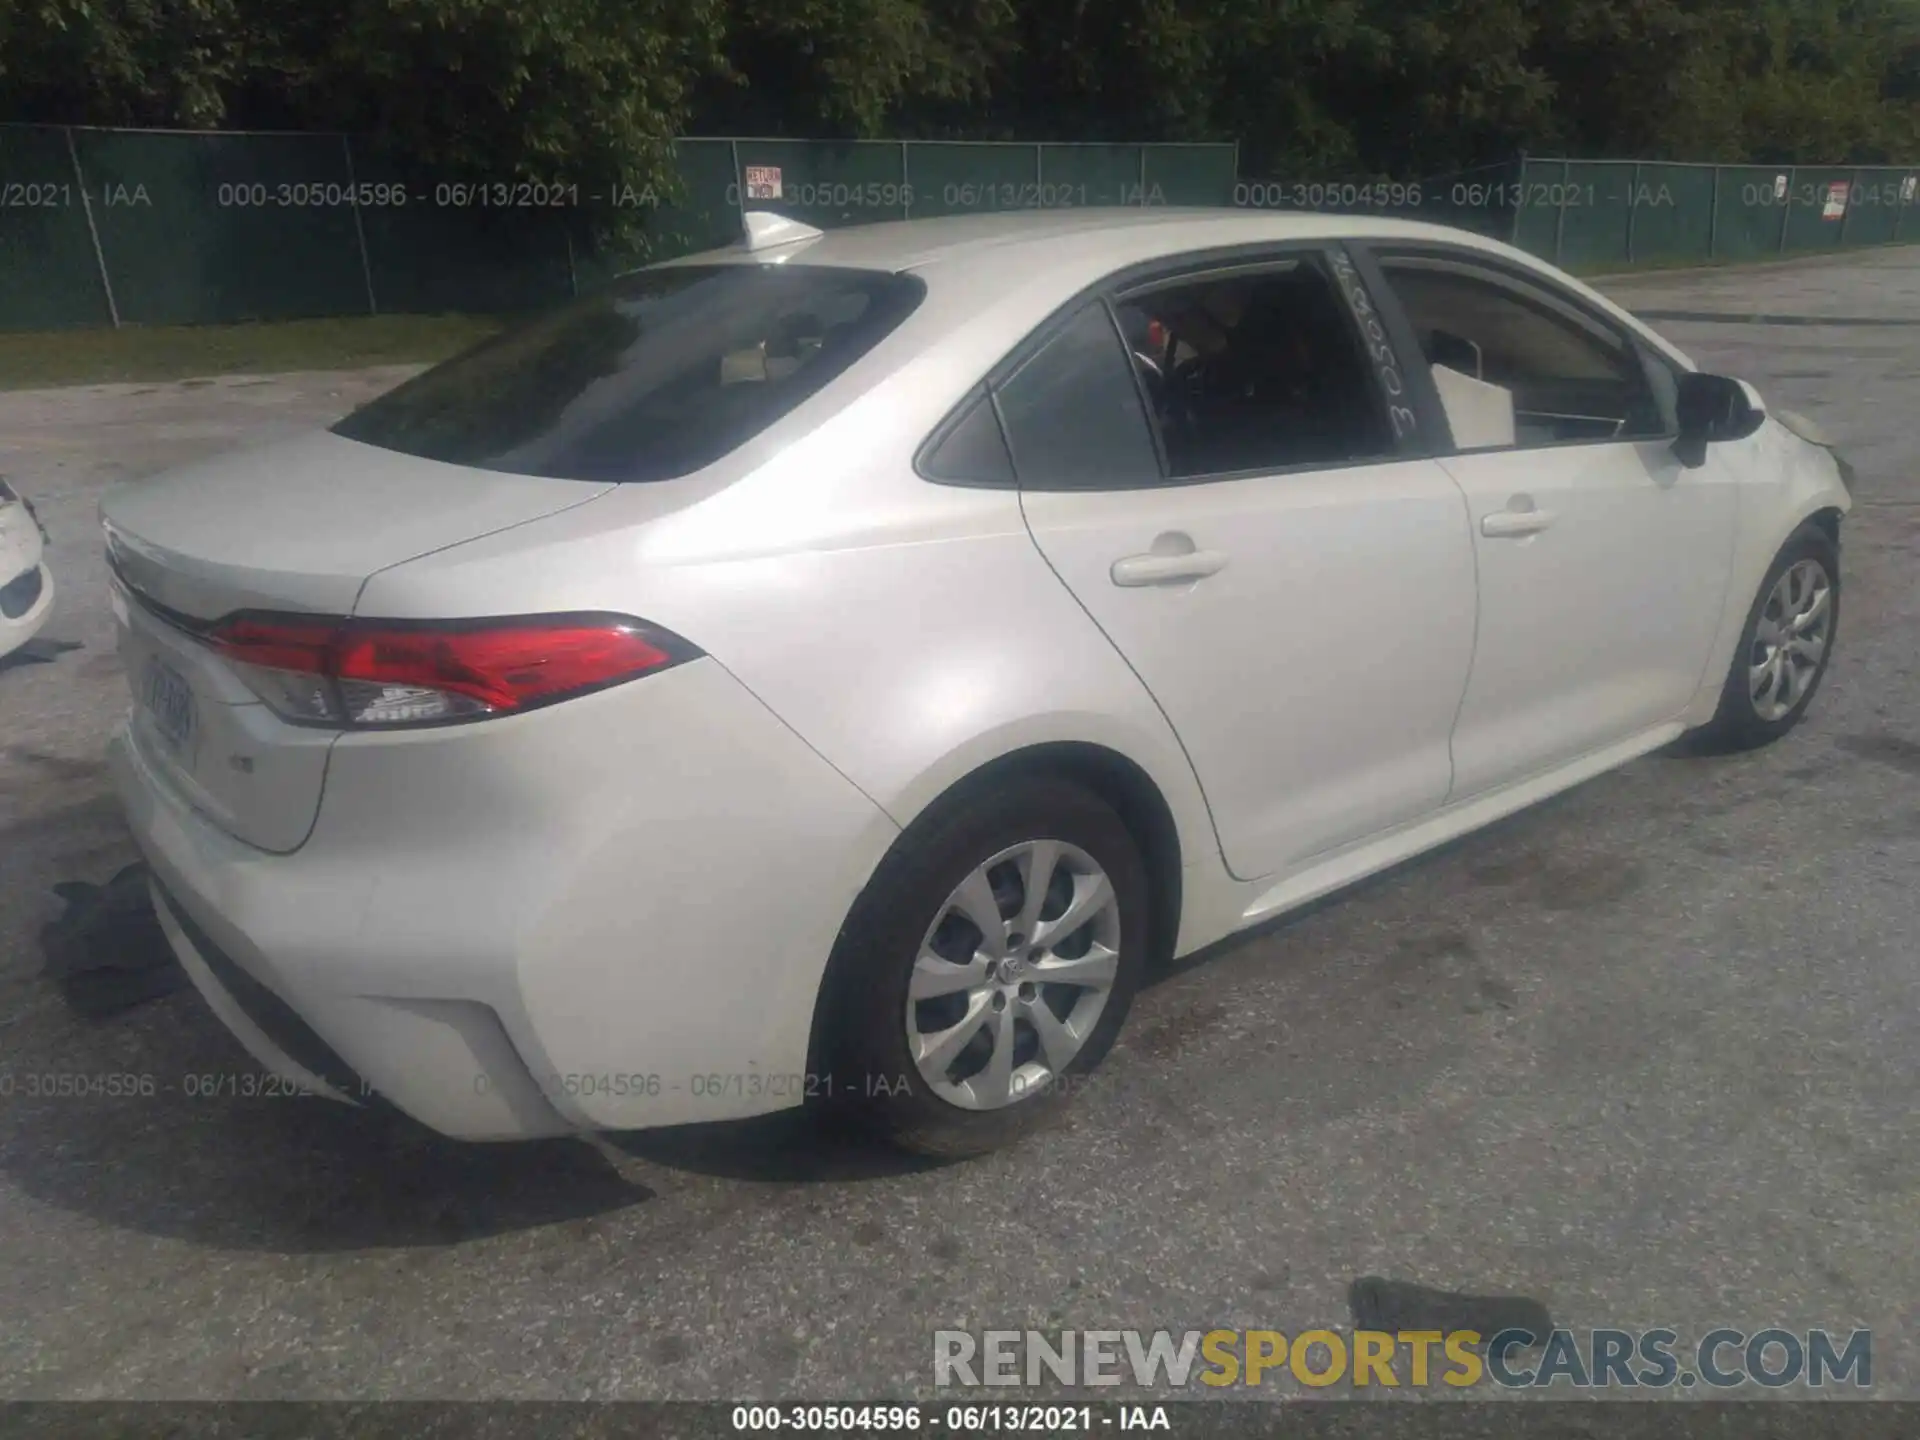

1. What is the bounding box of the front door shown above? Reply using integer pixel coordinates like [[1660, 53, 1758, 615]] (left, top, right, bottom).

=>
[[1367, 247, 1740, 798]]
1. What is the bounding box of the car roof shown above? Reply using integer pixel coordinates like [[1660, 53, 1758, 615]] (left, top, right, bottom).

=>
[[651, 206, 1692, 372], [668, 207, 1509, 279]]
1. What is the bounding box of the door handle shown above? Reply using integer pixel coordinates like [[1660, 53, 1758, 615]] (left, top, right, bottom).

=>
[[1110, 549, 1230, 587], [1481, 508, 1555, 538]]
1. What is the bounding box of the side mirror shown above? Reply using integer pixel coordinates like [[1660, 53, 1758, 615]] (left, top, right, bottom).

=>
[[1673, 372, 1764, 468]]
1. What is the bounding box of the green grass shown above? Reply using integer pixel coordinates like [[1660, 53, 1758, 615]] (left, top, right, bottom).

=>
[[0, 312, 507, 391]]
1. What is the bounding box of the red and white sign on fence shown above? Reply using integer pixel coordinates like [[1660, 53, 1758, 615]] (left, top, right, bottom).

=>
[[744, 166, 783, 201], [1822, 181, 1850, 220]]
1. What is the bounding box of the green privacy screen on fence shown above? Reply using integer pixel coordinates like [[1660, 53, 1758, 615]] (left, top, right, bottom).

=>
[[2, 126, 1916, 332], [568, 140, 1242, 296], [0, 128, 1241, 330], [0, 127, 115, 328], [1513, 157, 1920, 268], [72, 128, 369, 325]]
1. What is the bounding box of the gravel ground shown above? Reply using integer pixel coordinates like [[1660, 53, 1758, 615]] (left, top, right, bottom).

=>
[[2, 248, 1919, 1402]]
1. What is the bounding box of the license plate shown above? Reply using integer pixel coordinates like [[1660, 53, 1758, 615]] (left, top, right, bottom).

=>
[[141, 656, 198, 761]]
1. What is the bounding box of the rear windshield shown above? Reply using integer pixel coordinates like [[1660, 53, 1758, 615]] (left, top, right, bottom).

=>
[[331, 263, 925, 482]]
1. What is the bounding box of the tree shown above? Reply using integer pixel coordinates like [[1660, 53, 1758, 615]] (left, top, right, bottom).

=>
[[699, 0, 1011, 137], [0, 0, 729, 249], [0, 0, 245, 127], [2, 0, 1918, 208]]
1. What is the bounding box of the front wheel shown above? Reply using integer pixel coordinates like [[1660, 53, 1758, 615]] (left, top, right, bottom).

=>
[[1698, 522, 1840, 750], [823, 777, 1150, 1158]]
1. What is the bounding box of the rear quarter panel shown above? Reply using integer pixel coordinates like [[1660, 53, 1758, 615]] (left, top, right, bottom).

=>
[[354, 273, 1230, 954], [356, 457, 1223, 940]]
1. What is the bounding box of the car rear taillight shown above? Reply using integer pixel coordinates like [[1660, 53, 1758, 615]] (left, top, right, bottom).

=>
[[205, 613, 700, 728]]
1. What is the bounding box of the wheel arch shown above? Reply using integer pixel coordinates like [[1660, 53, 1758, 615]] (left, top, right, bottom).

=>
[[1685, 434, 1850, 731], [1804, 504, 1843, 548], [805, 737, 1196, 1084], [1757, 499, 1846, 604]]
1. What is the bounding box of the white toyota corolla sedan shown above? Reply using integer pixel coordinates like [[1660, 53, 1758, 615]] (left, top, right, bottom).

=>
[[102, 208, 1852, 1155]]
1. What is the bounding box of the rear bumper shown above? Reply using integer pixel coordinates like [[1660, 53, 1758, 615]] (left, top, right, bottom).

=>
[[150, 876, 371, 1105], [110, 657, 900, 1141]]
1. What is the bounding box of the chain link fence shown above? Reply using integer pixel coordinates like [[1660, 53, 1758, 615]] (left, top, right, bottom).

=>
[[3, 126, 1916, 332]]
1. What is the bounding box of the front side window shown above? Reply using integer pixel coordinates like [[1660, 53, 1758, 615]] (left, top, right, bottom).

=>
[[1637, 348, 1683, 434], [1112, 259, 1397, 478], [332, 264, 925, 482], [1378, 254, 1669, 450]]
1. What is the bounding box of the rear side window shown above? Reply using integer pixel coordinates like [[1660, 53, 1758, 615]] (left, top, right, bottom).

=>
[[332, 264, 925, 482], [995, 302, 1161, 490], [919, 387, 1016, 485]]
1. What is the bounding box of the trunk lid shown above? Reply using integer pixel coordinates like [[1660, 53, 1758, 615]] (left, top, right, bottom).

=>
[[102, 431, 612, 618], [102, 431, 610, 853]]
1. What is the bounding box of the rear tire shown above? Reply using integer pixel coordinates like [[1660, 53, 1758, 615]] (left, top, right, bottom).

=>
[[823, 776, 1149, 1158], [1696, 522, 1839, 751]]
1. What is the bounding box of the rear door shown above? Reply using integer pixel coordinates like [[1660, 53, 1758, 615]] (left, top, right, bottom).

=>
[[1003, 246, 1479, 881], [1358, 245, 1739, 799]]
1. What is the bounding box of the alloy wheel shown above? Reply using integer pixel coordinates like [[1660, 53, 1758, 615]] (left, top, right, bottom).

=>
[[904, 839, 1122, 1111], [1749, 557, 1833, 723]]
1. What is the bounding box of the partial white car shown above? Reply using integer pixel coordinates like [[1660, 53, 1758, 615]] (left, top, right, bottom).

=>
[[100, 209, 1852, 1156], [0, 477, 54, 661]]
